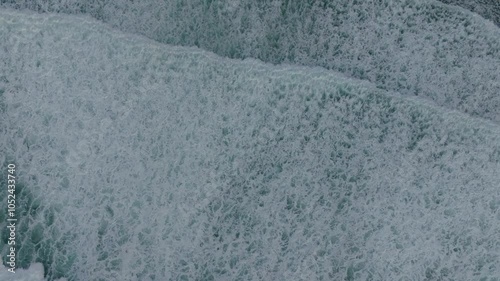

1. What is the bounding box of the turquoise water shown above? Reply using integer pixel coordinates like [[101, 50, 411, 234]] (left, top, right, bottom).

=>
[[0, 4, 500, 281]]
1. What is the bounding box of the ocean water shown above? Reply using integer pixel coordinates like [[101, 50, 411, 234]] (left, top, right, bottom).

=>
[[2, 0, 500, 123], [438, 0, 500, 26], [0, 4, 499, 281]]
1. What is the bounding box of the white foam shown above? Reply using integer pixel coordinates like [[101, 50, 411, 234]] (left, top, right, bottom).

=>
[[2, 0, 499, 123], [1, 9, 499, 281], [0, 263, 67, 281]]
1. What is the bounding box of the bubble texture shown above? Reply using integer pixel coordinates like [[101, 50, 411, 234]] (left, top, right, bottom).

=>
[[437, 0, 500, 27], [1, 0, 500, 124], [1, 9, 500, 281]]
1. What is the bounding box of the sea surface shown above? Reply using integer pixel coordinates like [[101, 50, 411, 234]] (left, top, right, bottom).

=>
[[1, 1, 499, 280]]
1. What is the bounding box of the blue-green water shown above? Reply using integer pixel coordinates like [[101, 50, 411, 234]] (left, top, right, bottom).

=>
[[2, 0, 499, 123], [0, 3, 499, 281]]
